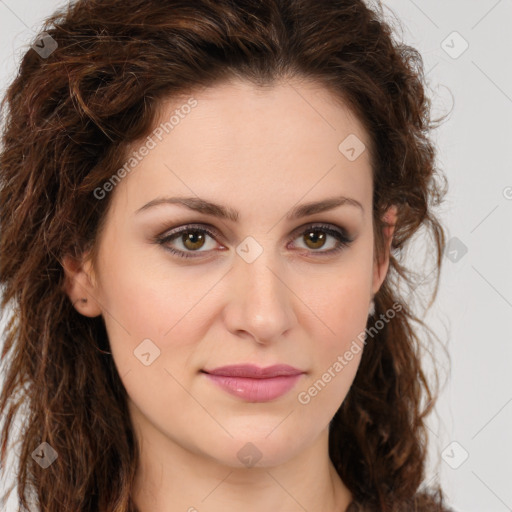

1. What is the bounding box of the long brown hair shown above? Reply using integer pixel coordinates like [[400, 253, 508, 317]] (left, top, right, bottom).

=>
[[0, 0, 451, 510]]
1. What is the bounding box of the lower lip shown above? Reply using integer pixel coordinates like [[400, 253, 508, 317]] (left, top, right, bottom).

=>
[[203, 373, 303, 402]]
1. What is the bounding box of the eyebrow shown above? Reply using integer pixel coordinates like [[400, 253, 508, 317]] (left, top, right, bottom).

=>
[[135, 195, 364, 221]]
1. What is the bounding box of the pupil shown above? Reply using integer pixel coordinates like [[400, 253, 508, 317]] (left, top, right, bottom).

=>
[[306, 230, 325, 248], [184, 231, 204, 249]]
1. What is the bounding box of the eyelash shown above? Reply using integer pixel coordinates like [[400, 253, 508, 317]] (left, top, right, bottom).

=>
[[154, 223, 354, 260]]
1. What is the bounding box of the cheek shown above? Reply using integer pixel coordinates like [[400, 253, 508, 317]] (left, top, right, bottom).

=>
[[305, 262, 372, 348], [97, 236, 187, 335], [295, 299, 365, 422], [96, 246, 228, 394], [93, 248, 178, 373], [295, 264, 371, 410]]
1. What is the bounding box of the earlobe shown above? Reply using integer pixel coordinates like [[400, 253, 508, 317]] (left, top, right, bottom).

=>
[[371, 205, 398, 296], [61, 252, 102, 317]]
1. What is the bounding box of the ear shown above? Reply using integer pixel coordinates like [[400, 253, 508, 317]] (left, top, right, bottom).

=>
[[372, 205, 398, 296], [61, 251, 102, 317]]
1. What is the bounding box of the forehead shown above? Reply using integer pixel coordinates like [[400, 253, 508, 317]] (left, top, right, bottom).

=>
[[156, 78, 369, 150], [110, 78, 373, 220]]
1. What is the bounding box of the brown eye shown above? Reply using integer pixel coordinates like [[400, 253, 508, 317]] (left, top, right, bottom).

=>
[[181, 230, 207, 251], [156, 224, 220, 258], [290, 224, 353, 256], [302, 229, 328, 250], [155, 222, 353, 260]]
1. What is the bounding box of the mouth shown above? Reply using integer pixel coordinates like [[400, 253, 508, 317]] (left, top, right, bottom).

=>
[[201, 364, 305, 402]]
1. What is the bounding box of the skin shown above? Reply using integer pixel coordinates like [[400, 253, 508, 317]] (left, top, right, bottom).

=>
[[63, 78, 397, 512]]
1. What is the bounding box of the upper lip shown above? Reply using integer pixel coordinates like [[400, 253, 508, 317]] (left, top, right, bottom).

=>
[[202, 364, 304, 378]]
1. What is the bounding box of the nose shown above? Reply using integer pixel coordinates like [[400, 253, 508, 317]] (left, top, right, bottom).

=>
[[222, 245, 298, 345]]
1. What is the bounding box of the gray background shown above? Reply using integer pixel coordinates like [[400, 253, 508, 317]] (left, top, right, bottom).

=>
[[0, 1, 511, 511]]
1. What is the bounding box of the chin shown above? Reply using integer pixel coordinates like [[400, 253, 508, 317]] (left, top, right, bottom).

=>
[[201, 427, 312, 469]]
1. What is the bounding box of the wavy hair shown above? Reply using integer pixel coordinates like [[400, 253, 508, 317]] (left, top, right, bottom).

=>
[[0, 0, 451, 510]]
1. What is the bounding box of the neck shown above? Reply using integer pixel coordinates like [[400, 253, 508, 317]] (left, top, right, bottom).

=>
[[131, 417, 353, 512]]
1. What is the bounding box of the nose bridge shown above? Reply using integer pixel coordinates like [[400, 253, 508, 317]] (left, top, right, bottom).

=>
[[228, 236, 296, 341]]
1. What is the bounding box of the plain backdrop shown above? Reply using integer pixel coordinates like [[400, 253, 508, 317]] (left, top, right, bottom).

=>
[[0, 1, 511, 511]]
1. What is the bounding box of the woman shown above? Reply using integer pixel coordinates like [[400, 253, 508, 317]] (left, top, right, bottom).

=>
[[0, 0, 452, 511]]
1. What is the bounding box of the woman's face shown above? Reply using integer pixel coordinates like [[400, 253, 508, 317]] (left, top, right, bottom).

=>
[[65, 78, 395, 469]]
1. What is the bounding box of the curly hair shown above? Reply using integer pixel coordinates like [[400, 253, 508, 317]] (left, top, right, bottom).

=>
[[0, 0, 451, 511]]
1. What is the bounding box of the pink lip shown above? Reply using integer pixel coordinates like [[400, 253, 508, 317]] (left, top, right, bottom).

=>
[[202, 364, 305, 402]]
